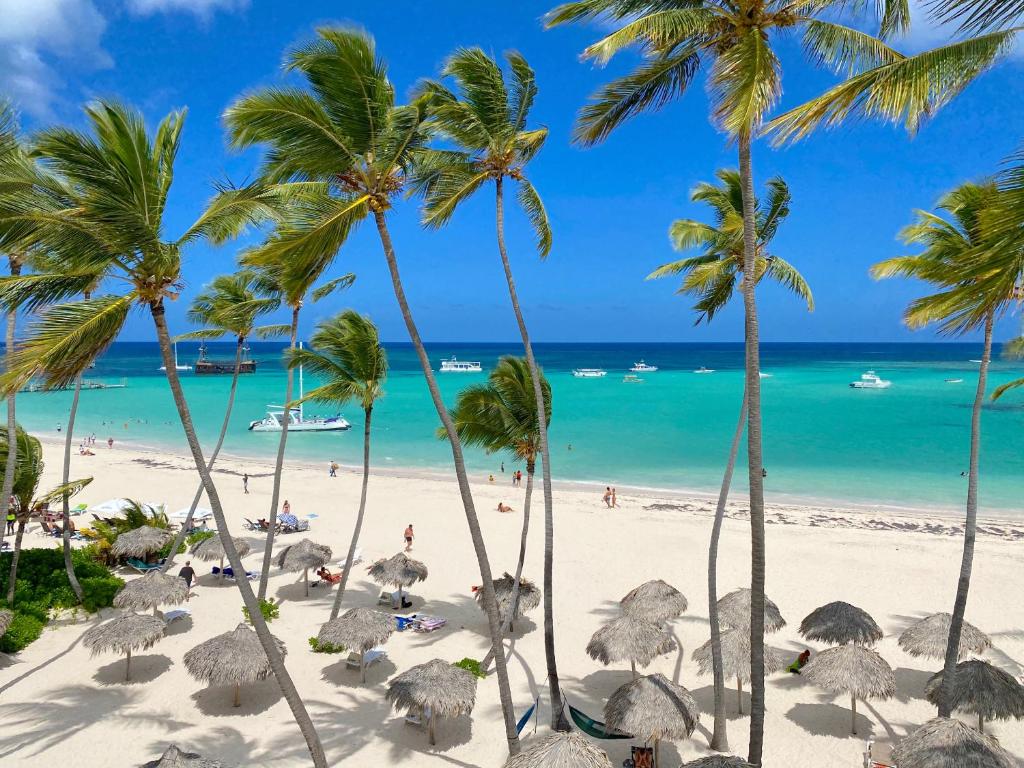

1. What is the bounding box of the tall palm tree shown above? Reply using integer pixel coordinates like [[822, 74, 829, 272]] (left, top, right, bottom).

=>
[[283, 310, 387, 621], [871, 181, 1019, 718], [0, 100, 328, 767], [161, 269, 282, 572], [223, 27, 523, 754], [648, 169, 812, 750], [415, 49, 567, 729]]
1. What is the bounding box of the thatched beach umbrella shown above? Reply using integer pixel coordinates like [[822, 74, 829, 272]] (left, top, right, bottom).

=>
[[799, 601, 882, 646], [318, 608, 394, 684], [0, 608, 12, 637], [586, 615, 677, 679], [111, 525, 173, 559], [385, 658, 477, 746], [82, 611, 165, 681], [142, 745, 230, 768], [892, 717, 1017, 768], [605, 673, 699, 768], [367, 552, 428, 605], [190, 535, 252, 582], [620, 579, 688, 624], [924, 659, 1024, 733], [717, 587, 786, 633], [475, 572, 541, 628], [184, 622, 286, 707], [898, 613, 992, 660], [803, 644, 895, 735], [503, 730, 614, 768], [681, 758, 752, 768], [113, 570, 188, 616], [693, 628, 787, 714], [275, 538, 332, 597]]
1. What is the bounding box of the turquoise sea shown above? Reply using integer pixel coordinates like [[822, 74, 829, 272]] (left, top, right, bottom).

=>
[[10, 342, 1024, 515]]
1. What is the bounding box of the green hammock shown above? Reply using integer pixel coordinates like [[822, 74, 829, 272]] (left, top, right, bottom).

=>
[[567, 702, 633, 740]]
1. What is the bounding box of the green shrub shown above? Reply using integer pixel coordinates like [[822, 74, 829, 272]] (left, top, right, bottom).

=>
[[242, 598, 279, 625], [0, 613, 44, 653], [308, 636, 346, 654], [453, 657, 486, 679], [81, 576, 124, 613], [186, 529, 216, 546]]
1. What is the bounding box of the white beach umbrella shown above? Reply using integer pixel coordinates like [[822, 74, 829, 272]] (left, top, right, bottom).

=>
[[171, 507, 214, 522]]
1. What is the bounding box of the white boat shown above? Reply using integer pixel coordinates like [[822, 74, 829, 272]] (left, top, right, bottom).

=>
[[630, 360, 658, 372], [573, 368, 607, 378], [623, 374, 643, 383], [850, 370, 892, 389], [439, 357, 482, 373], [945, 378, 963, 383], [759, 372, 773, 378], [249, 343, 351, 432], [159, 342, 192, 372], [694, 366, 715, 374]]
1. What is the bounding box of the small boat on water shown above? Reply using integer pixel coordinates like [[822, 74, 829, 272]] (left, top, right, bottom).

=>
[[694, 366, 715, 374], [194, 342, 257, 375], [623, 374, 643, 383], [573, 368, 607, 378], [248, 342, 350, 432], [850, 371, 891, 389], [630, 360, 658, 372], [759, 372, 773, 378], [159, 342, 191, 372], [439, 357, 482, 373], [945, 378, 963, 383]]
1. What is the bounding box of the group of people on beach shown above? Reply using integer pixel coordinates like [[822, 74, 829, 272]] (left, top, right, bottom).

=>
[[602, 486, 619, 508]]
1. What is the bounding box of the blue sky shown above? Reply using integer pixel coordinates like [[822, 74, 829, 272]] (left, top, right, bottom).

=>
[[1, 0, 1022, 343]]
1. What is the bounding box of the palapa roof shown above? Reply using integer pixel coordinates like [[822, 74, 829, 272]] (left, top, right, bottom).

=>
[[924, 660, 1024, 722], [604, 673, 700, 742], [82, 611, 166, 656], [0, 609, 12, 637], [110, 525, 173, 558], [318, 608, 394, 653], [892, 717, 1017, 768], [275, 539, 332, 572], [717, 588, 786, 633], [142, 745, 230, 768], [113, 570, 188, 612], [190, 535, 252, 562], [503, 731, 613, 768], [620, 579, 688, 623], [799, 601, 883, 646], [385, 658, 477, 718], [476, 572, 541, 620], [692, 628, 787, 683], [802, 644, 895, 700], [586, 615, 676, 667], [367, 552, 428, 588], [183, 623, 285, 685], [681, 758, 753, 768], [898, 613, 992, 660]]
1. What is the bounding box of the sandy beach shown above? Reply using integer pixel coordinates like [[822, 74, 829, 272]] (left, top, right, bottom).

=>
[[0, 439, 1021, 768]]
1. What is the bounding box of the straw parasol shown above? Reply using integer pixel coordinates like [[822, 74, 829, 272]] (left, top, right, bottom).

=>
[[717, 587, 786, 633], [367, 552, 428, 605], [111, 525, 173, 559], [620, 579, 688, 624], [0, 609, 12, 637], [802, 644, 895, 735], [385, 658, 477, 745], [892, 717, 1017, 768], [275, 538, 332, 596], [604, 673, 700, 768], [898, 613, 992, 660], [475, 572, 541, 628], [113, 570, 188, 616], [190, 535, 252, 582], [681, 759, 753, 768], [318, 608, 394, 684], [586, 615, 677, 679], [692, 628, 788, 714], [924, 659, 1024, 733], [82, 611, 166, 681], [503, 730, 614, 768], [142, 745, 230, 768], [799, 601, 883, 646], [183, 622, 286, 707]]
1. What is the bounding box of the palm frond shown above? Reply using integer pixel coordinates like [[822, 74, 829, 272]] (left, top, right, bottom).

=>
[[516, 178, 552, 258], [311, 273, 356, 302], [709, 26, 782, 137], [253, 323, 293, 339], [0, 272, 103, 313], [37, 477, 93, 506], [581, 8, 716, 64], [507, 50, 539, 134], [420, 159, 491, 228], [801, 19, 904, 74], [928, 0, 1024, 33], [441, 48, 510, 138], [763, 255, 815, 310], [667, 220, 719, 252]]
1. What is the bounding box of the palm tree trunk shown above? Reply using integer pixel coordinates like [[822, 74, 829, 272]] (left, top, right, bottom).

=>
[[258, 306, 299, 601], [330, 405, 373, 620], [738, 135, 767, 768], [149, 301, 327, 768], [372, 209, 521, 755], [495, 177, 567, 729], [6, 520, 25, 604], [851, 695, 857, 735], [709, 390, 746, 751], [60, 375, 85, 602], [162, 336, 245, 573], [0, 260, 21, 556], [936, 311, 993, 717]]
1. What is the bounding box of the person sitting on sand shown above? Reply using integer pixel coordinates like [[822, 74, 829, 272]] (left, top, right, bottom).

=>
[[788, 649, 811, 674], [497, 502, 513, 513]]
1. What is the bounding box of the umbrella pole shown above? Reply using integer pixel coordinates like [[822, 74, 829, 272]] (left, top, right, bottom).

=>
[[428, 710, 435, 745], [125, 649, 132, 682], [979, 714, 984, 734], [654, 738, 660, 768], [851, 695, 857, 736], [630, 660, 637, 680], [220, 556, 225, 581], [737, 677, 743, 715], [234, 682, 241, 707], [399, 584, 404, 606], [360, 650, 366, 685], [304, 567, 309, 597]]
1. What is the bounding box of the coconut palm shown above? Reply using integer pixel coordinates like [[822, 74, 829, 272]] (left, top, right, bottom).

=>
[[871, 181, 1019, 719], [0, 100, 327, 767], [283, 309, 387, 619], [223, 27, 522, 754], [648, 169, 811, 750], [415, 50, 565, 728]]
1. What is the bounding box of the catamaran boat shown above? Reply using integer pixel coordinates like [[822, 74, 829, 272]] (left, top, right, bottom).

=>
[[439, 357, 483, 373], [159, 342, 192, 372], [694, 366, 715, 374], [573, 368, 607, 378], [630, 360, 658, 373], [248, 342, 350, 432], [850, 370, 892, 389]]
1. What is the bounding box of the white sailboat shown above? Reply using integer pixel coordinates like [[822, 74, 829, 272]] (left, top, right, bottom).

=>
[[248, 342, 351, 432], [159, 342, 192, 372]]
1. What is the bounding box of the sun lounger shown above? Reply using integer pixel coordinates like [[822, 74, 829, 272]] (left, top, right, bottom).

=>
[[404, 705, 432, 728], [346, 648, 386, 670], [395, 615, 418, 631], [242, 518, 263, 531], [162, 608, 191, 624], [413, 616, 447, 633], [213, 566, 258, 581], [336, 547, 363, 570], [125, 557, 161, 574], [378, 590, 401, 607]]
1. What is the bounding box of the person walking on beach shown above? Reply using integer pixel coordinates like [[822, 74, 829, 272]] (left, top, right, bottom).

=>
[[611, 487, 618, 508], [602, 487, 612, 507], [329, 461, 337, 477], [242, 473, 249, 494], [5, 508, 14, 534], [178, 561, 196, 601], [404, 524, 414, 552]]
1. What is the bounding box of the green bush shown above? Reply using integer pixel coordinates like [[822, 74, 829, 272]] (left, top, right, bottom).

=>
[[0, 613, 44, 653], [308, 636, 346, 654], [453, 657, 486, 679], [242, 598, 279, 625], [81, 576, 124, 612], [186, 529, 216, 546]]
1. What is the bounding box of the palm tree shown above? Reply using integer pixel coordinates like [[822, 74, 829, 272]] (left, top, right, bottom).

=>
[[161, 270, 282, 572], [0, 100, 328, 767], [283, 310, 387, 621], [415, 48, 567, 729], [223, 27, 523, 754], [871, 181, 1019, 718], [648, 169, 812, 750]]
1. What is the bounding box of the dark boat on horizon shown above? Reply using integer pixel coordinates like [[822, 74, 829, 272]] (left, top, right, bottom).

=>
[[194, 343, 257, 375]]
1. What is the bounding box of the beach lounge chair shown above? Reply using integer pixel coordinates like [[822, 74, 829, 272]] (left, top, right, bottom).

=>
[[72, 503, 87, 516], [378, 590, 401, 607], [395, 615, 418, 631], [213, 566, 258, 581], [404, 705, 432, 728], [242, 518, 262, 531], [413, 616, 447, 633], [346, 648, 386, 670], [337, 546, 363, 570], [125, 557, 161, 574], [162, 608, 191, 624]]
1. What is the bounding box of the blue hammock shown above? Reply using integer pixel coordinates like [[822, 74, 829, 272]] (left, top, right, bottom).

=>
[[516, 697, 540, 735]]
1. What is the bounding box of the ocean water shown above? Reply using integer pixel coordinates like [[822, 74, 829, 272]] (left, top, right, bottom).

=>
[[10, 341, 1024, 514]]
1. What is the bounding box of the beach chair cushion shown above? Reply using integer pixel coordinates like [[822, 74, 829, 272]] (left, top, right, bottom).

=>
[[126, 557, 160, 573], [163, 608, 191, 624], [413, 616, 447, 633]]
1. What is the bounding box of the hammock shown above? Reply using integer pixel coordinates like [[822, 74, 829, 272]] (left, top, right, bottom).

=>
[[567, 702, 633, 740], [516, 697, 539, 735]]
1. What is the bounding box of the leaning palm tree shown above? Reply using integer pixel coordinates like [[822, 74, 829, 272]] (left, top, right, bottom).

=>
[[0, 100, 327, 767], [648, 169, 811, 750], [223, 26, 522, 754], [416, 50, 565, 729], [871, 181, 1019, 719], [284, 309, 387, 619]]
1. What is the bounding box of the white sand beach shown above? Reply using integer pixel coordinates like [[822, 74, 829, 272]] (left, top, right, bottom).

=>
[[0, 440, 1021, 768]]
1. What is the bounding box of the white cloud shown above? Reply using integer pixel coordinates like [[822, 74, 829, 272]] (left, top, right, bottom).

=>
[[125, 0, 250, 18]]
